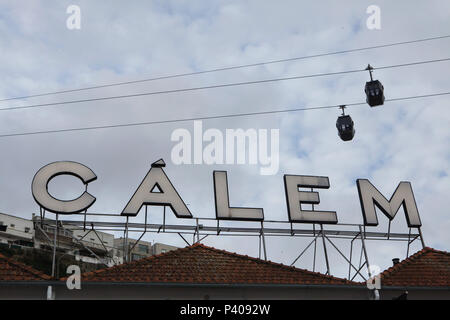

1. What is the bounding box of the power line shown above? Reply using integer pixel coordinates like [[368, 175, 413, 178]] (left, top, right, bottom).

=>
[[1, 34, 449, 103], [0, 91, 448, 139], [1, 58, 449, 113]]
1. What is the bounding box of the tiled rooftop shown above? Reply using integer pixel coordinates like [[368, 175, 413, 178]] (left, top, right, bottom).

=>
[[2, 243, 447, 288], [380, 247, 450, 287], [0, 253, 51, 281], [77, 243, 359, 286]]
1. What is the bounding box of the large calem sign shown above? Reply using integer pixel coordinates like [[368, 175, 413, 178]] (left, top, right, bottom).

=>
[[31, 159, 422, 228]]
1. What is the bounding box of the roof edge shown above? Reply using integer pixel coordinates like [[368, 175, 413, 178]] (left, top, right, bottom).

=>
[[64, 243, 358, 285], [380, 246, 450, 280], [52, 281, 367, 289], [190, 243, 358, 285], [0, 252, 52, 281]]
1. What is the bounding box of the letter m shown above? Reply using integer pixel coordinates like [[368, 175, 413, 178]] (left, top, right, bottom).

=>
[[356, 179, 422, 227]]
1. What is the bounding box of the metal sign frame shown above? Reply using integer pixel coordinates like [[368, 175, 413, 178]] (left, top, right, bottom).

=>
[[35, 206, 425, 282]]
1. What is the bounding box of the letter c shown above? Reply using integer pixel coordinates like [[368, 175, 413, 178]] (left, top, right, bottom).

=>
[[31, 161, 97, 214]]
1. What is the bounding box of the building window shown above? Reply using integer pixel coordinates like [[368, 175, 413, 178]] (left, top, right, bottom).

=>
[[10, 224, 15, 228], [161, 249, 167, 253], [24, 227, 30, 233], [138, 244, 148, 253]]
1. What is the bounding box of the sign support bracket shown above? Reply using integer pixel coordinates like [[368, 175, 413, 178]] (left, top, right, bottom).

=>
[[418, 227, 426, 248], [260, 221, 267, 261], [359, 225, 372, 278], [129, 205, 149, 256], [320, 224, 330, 275]]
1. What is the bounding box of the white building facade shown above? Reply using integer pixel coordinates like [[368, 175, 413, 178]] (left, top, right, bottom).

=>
[[0, 213, 34, 247]]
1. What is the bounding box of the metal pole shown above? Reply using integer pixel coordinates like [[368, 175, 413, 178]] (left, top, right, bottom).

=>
[[83, 210, 87, 231], [358, 225, 372, 278], [418, 227, 426, 248], [91, 224, 110, 256], [260, 222, 267, 261], [177, 233, 191, 246], [51, 214, 58, 278], [258, 235, 261, 259], [125, 216, 129, 262], [387, 220, 391, 240], [39, 207, 43, 228], [128, 206, 148, 254], [320, 224, 330, 275], [351, 261, 367, 282], [348, 240, 354, 280], [41, 208, 46, 228], [324, 235, 367, 281], [196, 218, 200, 243], [313, 238, 317, 272], [406, 227, 412, 258], [348, 232, 359, 280], [83, 185, 88, 231], [358, 244, 363, 270], [163, 206, 166, 232], [290, 234, 321, 266]]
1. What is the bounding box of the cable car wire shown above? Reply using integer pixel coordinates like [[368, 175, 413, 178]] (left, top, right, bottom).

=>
[[0, 91, 448, 139], [1, 57, 449, 113], [1, 34, 449, 103]]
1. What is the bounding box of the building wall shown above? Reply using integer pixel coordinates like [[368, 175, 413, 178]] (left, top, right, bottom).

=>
[[72, 229, 115, 252], [380, 288, 450, 300], [0, 213, 34, 244], [53, 284, 370, 300], [113, 239, 178, 261], [152, 243, 178, 255], [114, 238, 153, 261], [1, 284, 448, 300], [0, 284, 49, 300], [33, 224, 74, 251]]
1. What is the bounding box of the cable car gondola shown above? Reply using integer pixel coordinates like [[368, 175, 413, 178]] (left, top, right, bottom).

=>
[[365, 64, 385, 107], [336, 105, 355, 141]]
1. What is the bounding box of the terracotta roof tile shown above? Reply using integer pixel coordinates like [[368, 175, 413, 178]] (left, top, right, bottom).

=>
[[0, 253, 51, 281], [75, 243, 359, 286], [380, 247, 450, 287]]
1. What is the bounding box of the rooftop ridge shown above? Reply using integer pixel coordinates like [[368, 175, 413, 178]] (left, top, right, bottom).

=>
[[69, 242, 359, 285], [377, 246, 450, 287], [380, 247, 448, 279], [192, 243, 358, 285]]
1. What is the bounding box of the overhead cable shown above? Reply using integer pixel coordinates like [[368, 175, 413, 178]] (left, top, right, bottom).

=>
[[1, 58, 449, 113], [1, 34, 449, 103], [0, 91, 448, 138]]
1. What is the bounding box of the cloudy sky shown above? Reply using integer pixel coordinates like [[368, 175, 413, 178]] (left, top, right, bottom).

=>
[[0, 0, 449, 280]]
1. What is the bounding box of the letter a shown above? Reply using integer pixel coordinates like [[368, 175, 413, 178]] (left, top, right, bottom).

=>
[[121, 159, 192, 218]]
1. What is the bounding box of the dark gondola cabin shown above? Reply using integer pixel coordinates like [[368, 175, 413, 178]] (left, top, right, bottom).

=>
[[364, 64, 385, 107], [365, 79, 385, 107], [336, 106, 355, 141]]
